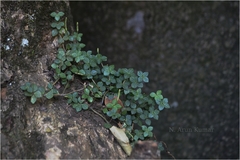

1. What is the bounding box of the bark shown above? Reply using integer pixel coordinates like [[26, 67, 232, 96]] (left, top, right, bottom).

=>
[[1, 1, 127, 159]]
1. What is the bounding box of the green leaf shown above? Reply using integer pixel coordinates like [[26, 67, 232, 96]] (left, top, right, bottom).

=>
[[143, 77, 149, 83], [73, 104, 82, 112], [72, 97, 78, 103], [31, 95, 37, 104], [143, 131, 148, 137], [163, 98, 170, 108], [140, 114, 146, 120], [51, 22, 57, 28], [84, 63, 90, 70], [52, 29, 58, 36], [56, 22, 64, 28], [94, 91, 103, 98], [158, 142, 165, 151], [67, 56, 73, 62], [142, 125, 147, 131], [59, 27, 65, 35], [55, 68, 61, 74], [77, 98, 82, 104], [148, 112, 154, 118], [21, 84, 26, 90], [156, 90, 162, 95], [72, 92, 78, 98], [102, 65, 115, 76], [126, 115, 132, 125], [67, 74, 73, 80], [45, 89, 54, 99], [145, 119, 151, 125], [24, 92, 32, 97], [158, 105, 164, 111], [34, 91, 42, 98], [102, 108, 108, 114], [63, 35, 69, 41], [112, 113, 121, 119], [76, 33, 83, 42], [59, 73, 66, 78], [65, 61, 71, 66], [125, 100, 130, 106], [69, 36, 75, 41], [131, 83, 138, 89], [33, 84, 38, 92], [61, 64, 67, 70], [84, 88, 90, 95], [79, 43, 85, 48], [82, 103, 89, 110], [137, 108, 143, 113], [130, 103, 136, 109], [124, 89, 130, 95], [50, 12, 57, 17], [75, 56, 83, 63], [26, 84, 33, 93], [70, 66, 78, 73], [87, 96, 93, 103], [91, 70, 97, 76], [134, 135, 139, 141], [147, 131, 153, 137], [53, 89, 59, 94], [58, 38, 64, 44], [137, 71, 149, 83], [20, 83, 29, 90], [78, 69, 85, 75], [54, 59, 61, 64], [51, 63, 58, 69], [148, 126, 153, 131], [150, 92, 156, 97], [53, 12, 64, 21], [107, 107, 118, 117], [58, 12, 64, 17], [131, 109, 136, 114]]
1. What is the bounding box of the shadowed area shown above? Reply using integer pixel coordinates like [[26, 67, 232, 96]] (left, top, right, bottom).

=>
[[70, 1, 239, 158]]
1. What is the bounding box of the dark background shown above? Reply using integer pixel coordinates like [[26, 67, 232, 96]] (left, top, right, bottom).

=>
[[70, 2, 239, 159]]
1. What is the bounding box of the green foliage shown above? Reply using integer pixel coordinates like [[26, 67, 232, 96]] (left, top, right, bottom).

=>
[[142, 125, 153, 137], [20, 82, 58, 104], [103, 98, 121, 119], [65, 92, 88, 112], [20, 11, 170, 143], [150, 90, 170, 110], [158, 142, 165, 151], [21, 82, 44, 104], [50, 11, 64, 21]]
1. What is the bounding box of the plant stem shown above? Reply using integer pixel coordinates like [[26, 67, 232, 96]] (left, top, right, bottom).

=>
[[55, 88, 85, 96], [90, 108, 109, 124]]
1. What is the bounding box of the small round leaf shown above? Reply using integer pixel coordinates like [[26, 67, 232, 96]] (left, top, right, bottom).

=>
[[45, 90, 54, 99], [31, 95, 37, 104]]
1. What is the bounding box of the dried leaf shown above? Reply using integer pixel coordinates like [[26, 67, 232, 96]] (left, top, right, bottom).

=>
[[110, 126, 132, 156]]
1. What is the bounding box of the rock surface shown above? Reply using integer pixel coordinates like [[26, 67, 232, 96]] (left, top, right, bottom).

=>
[[1, 1, 130, 159]]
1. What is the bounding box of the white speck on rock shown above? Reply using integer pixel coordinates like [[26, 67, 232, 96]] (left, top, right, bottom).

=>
[[21, 38, 29, 47], [4, 45, 10, 50]]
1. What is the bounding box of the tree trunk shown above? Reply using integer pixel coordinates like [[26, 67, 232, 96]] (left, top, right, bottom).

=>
[[1, 1, 127, 159]]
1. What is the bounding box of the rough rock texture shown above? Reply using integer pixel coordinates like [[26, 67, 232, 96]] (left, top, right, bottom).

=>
[[128, 140, 161, 159], [1, 1, 128, 159], [70, 1, 239, 159]]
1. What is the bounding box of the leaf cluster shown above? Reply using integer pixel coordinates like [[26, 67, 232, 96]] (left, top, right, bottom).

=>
[[20, 12, 171, 143], [21, 82, 58, 104]]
